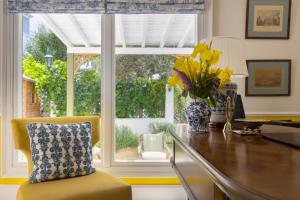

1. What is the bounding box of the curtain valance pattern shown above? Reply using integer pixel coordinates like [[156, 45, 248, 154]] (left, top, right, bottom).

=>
[[106, 0, 205, 14], [7, 0, 106, 13], [7, 0, 205, 14]]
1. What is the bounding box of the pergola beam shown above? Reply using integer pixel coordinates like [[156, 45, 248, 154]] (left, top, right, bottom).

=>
[[118, 16, 126, 48], [68, 47, 193, 55], [141, 15, 148, 48], [38, 14, 73, 47], [177, 21, 194, 48], [69, 14, 90, 47], [160, 15, 175, 48], [66, 53, 74, 116]]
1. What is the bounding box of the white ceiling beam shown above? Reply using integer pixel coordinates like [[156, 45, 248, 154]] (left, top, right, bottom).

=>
[[141, 15, 148, 48], [160, 15, 175, 48], [118, 16, 126, 48], [177, 21, 194, 48], [68, 14, 90, 47], [68, 47, 193, 55], [97, 15, 102, 45], [38, 14, 73, 47], [97, 15, 101, 27]]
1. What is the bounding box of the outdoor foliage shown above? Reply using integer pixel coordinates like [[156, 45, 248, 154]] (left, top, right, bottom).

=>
[[116, 55, 175, 79], [23, 54, 67, 116], [23, 24, 184, 119], [174, 87, 186, 123], [25, 25, 67, 63], [115, 126, 139, 152], [116, 77, 166, 118], [74, 68, 101, 116]]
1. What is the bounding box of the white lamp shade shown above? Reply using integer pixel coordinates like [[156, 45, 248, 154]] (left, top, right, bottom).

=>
[[201, 36, 248, 77]]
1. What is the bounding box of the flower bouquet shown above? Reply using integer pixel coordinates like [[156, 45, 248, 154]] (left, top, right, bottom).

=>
[[168, 42, 232, 133]]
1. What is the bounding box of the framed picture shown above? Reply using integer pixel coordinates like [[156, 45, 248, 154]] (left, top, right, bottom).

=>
[[246, 60, 291, 96], [245, 0, 292, 39]]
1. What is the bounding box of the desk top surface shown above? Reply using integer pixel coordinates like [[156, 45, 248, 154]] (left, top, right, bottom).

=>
[[172, 125, 300, 200]]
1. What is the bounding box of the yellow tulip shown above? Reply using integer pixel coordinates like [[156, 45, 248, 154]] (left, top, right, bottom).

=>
[[168, 72, 185, 90], [174, 57, 188, 73], [218, 67, 233, 86], [187, 59, 201, 81], [209, 67, 220, 75], [201, 50, 213, 62], [191, 43, 208, 58], [174, 57, 195, 82], [211, 50, 222, 65]]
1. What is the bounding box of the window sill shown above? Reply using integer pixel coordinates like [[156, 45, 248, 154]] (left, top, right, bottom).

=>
[[0, 177, 180, 185]]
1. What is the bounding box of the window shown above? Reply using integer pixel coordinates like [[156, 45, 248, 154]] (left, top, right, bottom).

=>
[[20, 14, 102, 162], [19, 14, 197, 166], [114, 14, 196, 162], [1, 5, 212, 176]]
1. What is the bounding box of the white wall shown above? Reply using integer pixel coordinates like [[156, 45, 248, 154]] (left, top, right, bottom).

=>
[[116, 118, 173, 134], [213, 0, 300, 115]]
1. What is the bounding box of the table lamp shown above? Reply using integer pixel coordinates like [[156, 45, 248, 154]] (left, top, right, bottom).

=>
[[201, 36, 248, 129]]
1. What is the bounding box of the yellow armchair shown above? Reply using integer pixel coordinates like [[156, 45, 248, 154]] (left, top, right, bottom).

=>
[[11, 116, 132, 200]]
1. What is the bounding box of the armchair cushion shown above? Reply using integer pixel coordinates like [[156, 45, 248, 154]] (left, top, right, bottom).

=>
[[17, 171, 132, 200], [27, 122, 95, 183]]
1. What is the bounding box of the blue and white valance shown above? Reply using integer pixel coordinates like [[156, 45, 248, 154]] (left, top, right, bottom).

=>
[[7, 0, 106, 13], [106, 0, 205, 14], [7, 0, 205, 14]]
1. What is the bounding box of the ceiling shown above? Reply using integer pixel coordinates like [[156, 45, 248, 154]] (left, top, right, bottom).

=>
[[34, 14, 197, 54]]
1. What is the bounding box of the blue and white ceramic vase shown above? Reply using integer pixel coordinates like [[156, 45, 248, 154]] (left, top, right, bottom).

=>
[[210, 82, 237, 124], [184, 98, 212, 134]]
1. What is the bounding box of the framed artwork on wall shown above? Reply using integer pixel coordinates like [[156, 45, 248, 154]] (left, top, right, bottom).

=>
[[245, 0, 292, 39], [246, 60, 291, 96]]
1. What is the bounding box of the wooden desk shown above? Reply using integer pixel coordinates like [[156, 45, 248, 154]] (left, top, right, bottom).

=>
[[170, 126, 300, 200]]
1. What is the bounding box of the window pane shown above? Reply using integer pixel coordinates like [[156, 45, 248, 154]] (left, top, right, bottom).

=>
[[74, 55, 101, 116], [114, 14, 196, 162], [73, 54, 102, 161], [21, 14, 102, 162], [22, 14, 68, 118]]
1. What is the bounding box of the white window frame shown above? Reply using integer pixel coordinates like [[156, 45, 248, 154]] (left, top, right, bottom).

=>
[[0, 0, 213, 178]]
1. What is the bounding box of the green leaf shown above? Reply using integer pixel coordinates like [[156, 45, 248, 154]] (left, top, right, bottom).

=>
[[182, 90, 188, 98]]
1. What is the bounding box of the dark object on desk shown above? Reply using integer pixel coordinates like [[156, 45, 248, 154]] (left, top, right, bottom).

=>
[[261, 124, 300, 148], [233, 95, 245, 120], [235, 118, 270, 129]]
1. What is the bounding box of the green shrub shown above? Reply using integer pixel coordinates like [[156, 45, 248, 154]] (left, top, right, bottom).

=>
[[116, 77, 166, 118], [115, 126, 139, 152], [74, 68, 101, 116]]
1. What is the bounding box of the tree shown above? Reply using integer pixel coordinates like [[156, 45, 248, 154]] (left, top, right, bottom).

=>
[[25, 25, 67, 63], [116, 55, 176, 79], [74, 68, 101, 116]]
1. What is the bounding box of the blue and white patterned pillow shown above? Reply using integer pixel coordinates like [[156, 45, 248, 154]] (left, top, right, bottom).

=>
[[27, 122, 95, 183]]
